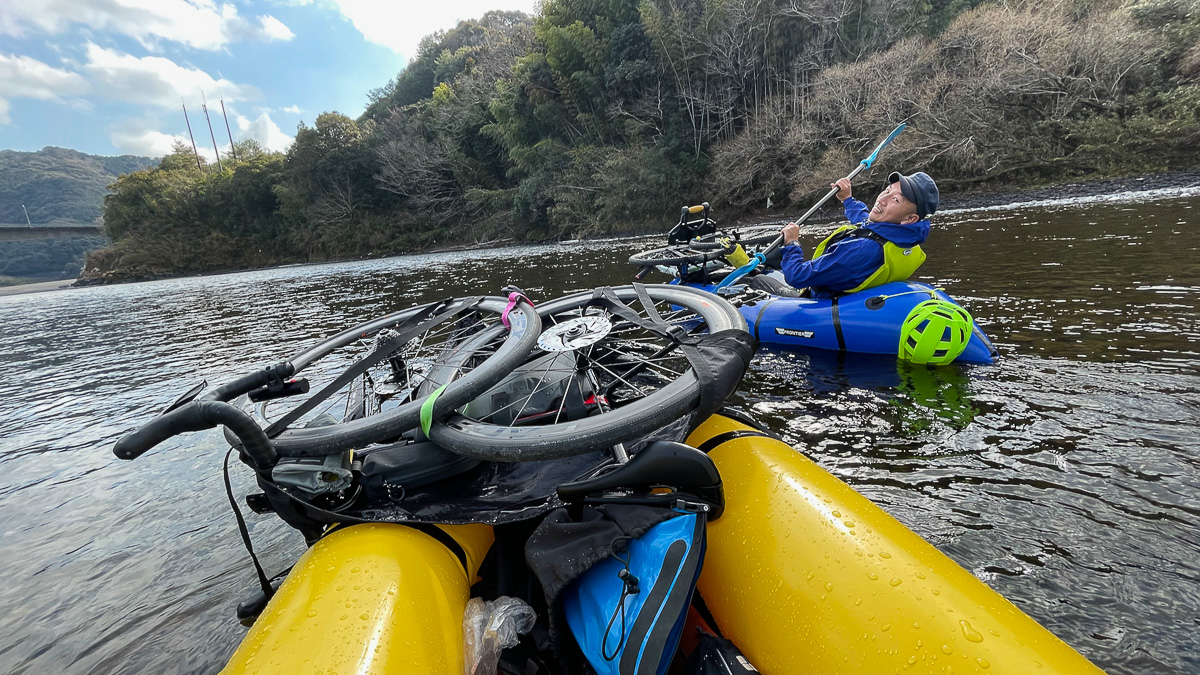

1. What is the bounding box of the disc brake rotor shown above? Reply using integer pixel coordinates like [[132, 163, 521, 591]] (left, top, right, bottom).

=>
[[536, 315, 612, 352]]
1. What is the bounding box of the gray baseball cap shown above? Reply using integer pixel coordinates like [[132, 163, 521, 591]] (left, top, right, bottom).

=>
[[888, 171, 939, 219]]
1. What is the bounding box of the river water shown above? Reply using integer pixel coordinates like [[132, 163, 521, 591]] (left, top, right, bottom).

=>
[[1, 188, 1197, 674]]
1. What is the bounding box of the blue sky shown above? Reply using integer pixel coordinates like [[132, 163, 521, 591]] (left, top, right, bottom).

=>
[[0, 0, 538, 159]]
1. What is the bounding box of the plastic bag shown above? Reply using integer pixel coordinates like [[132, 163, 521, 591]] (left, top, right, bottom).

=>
[[463, 596, 537, 675]]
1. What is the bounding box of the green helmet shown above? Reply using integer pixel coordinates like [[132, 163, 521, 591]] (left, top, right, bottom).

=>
[[898, 300, 973, 365]]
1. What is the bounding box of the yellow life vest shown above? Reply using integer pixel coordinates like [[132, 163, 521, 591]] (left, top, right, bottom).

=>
[[812, 224, 926, 294]]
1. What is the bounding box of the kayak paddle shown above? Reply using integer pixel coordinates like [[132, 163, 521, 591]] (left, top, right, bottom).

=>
[[713, 122, 908, 290]]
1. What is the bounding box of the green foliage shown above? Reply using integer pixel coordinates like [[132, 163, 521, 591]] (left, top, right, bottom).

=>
[[0, 236, 106, 279], [87, 0, 1200, 282], [0, 147, 155, 224]]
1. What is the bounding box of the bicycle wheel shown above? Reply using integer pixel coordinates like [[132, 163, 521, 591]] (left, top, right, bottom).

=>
[[689, 224, 781, 250], [627, 244, 727, 268], [427, 285, 747, 461], [260, 296, 541, 456]]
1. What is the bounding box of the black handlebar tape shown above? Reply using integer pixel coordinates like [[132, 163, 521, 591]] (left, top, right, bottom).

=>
[[112, 400, 277, 470], [204, 362, 296, 402]]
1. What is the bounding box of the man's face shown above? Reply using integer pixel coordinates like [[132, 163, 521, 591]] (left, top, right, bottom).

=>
[[869, 182, 919, 224]]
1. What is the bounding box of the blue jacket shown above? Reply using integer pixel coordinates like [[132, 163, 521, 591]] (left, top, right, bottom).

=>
[[780, 197, 930, 298]]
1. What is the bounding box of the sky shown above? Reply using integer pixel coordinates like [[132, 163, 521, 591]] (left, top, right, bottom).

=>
[[0, 0, 539, 160]]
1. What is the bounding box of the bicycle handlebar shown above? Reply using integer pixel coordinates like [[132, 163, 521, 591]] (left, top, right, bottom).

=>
[[113, 399, 278, 470]]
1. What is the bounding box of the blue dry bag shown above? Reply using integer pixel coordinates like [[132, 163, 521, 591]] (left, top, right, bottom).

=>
[[563, 513, 706, 675]]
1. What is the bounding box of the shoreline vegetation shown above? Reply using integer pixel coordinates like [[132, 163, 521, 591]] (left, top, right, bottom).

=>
[[82, 0, 1200, 284], [0, 167, 1193, 296]]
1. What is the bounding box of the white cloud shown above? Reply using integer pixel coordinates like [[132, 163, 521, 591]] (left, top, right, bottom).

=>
[[259, 15, 294, 41], [0, 0, 293, 51], [0, 52, 90, 124], [326, 0, 537, 57], [236, 112, 293, 152], [282, 105, 302, 114], [83, 44, 262, 107], [110, 126, 200, 158]]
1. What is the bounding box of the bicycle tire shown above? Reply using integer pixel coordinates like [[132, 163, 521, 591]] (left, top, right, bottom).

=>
[[689, 224, 781, 250], [627, 245, 727, 268], [266, 297, 541, 456], [427, 285, 746, 461]]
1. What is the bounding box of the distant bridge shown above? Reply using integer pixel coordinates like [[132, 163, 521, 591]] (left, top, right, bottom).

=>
[[0, 223, 105, 242]]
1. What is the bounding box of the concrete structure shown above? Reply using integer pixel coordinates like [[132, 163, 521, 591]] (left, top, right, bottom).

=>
[[0, 223, 104, 242]]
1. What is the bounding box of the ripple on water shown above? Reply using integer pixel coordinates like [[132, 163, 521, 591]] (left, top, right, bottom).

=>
[[1, 196, 1199, 674]]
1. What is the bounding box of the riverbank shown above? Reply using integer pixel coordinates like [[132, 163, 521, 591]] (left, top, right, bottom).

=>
[[717, 168, 1200, 228], [14, 168, 1200, 295], [0, 278, 76, 297], [940, 169, 1200, 211]]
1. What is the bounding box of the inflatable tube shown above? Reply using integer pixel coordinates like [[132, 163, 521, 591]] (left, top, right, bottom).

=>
[[223, 523, 493, 675], [686, 414, 1103, 675], [685, 280, 997, 364]]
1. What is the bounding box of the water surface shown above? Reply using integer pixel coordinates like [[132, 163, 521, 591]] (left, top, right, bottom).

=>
[[0, 190, 1197, 673]]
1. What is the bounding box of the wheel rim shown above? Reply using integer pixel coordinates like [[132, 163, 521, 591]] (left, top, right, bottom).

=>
[[427, 285, 746, 460], [260, 297, 541, 456]]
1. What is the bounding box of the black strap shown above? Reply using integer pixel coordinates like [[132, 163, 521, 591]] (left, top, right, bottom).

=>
[[829, 225, 891, 249], [265, 297, 479, 438], [751, 296, 779, 342], [850, 226, 891, 245], [224, 448, 275, 600], [831, 296, 847, 352], [630, 284, 719, 419], [256, 478, 471, 575], [695, 429, 771, 454]]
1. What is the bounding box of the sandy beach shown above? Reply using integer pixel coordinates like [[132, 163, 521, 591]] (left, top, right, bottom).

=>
[[0, 279, 76, 297]]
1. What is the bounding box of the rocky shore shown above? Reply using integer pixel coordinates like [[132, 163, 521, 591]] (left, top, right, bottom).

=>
[[940, 170, 1200, 211]]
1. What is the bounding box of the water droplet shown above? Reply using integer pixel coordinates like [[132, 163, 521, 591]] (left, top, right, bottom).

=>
[[976, 657, 990, 669], [960, 620, 984, 643], [907, 655, 917, 665], [889, 578, 903, 586], [360, 613, 370, 620], [879, 551, 892, 559], [306, 610, 317, 618], [825, 582, 833, 592], [806, 571, 815, 580], [989, 629, 1000, 637], [351, 566, 361, 573], [832, 510, 841, 516], [941, 644, 953, 655], [881, 623, 891, 631], [855, 598, 863, 605], [916, 572, 927, 580], [844, 522, 856, 528], [867, 572, 879, 580], [339, 614, 348, 621], [931, 589, 941, 596]]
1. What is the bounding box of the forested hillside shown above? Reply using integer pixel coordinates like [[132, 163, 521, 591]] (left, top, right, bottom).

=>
[[87, 0, 1200, 281], [0, 147, 155, 224]]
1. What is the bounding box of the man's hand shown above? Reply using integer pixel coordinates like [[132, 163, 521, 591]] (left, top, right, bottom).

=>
[[831, 178, 852, 202], [781, 222, 800, 245]]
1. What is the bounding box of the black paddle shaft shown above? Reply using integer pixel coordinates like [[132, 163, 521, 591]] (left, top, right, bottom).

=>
[[759, 159, 874, 258]]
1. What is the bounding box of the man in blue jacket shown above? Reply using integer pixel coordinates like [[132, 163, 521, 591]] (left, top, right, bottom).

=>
[[778, 171, 939, 298]]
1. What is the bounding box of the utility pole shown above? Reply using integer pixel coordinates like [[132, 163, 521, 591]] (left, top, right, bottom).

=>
[[182, 99, 203, 170], [21, 204, 31, 226], [201, 92, 223, 172], [220, 99, 238, 162]]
